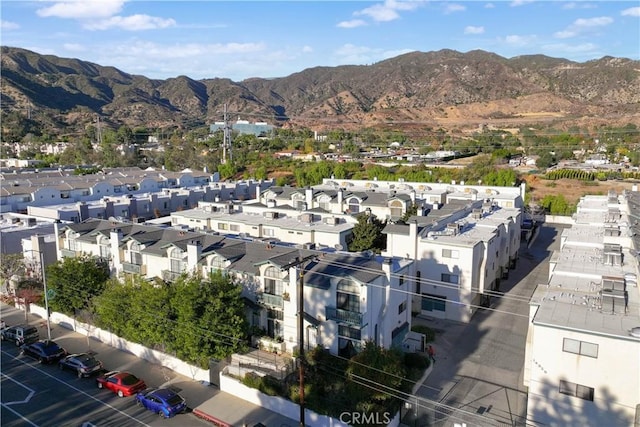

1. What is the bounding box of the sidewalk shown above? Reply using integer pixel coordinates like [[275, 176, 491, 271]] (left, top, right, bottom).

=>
[[193, 393, 297, 427]]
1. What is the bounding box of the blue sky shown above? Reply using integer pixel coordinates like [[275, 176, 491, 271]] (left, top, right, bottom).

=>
[[1, 1, 638, 81]]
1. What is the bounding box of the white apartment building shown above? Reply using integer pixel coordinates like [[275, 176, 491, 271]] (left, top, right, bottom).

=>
[[1, 167, 271, 214], [54, 219, 415, 357], [170, 201, 355, 251], [384, 199, 522, 323], [524, 190, 640, 426]]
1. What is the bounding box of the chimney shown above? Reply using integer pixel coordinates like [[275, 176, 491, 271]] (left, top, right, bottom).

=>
[[110, 228, 123, 273], [77, 201, 89, 223], [381, 257, 393, 282], [305, 187, 313, 209], [337, 189, 343, 211], [256, 182, 262, 201], [187, 239, 202, 272]]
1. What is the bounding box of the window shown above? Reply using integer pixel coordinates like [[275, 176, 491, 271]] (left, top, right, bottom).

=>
[[398, 301, 407, 314], [170, 248, 184, 273], [559, 380, 594, 401], [399, 275, 404, 287], [389, 200, 403, 217], [230, 224, 240, 232], [416, 271, 421, 295], [210, 256, 225, 271], [337, 279, 360, 313], [348, 198, 360, 214], [264, 228, 275, 237], [421, 294, 446, 312], [264, 266, 284, 295], [338, 325, 361, 340], [442, 249, 459, 259], [441, 273, 459, 284], [218, 223, 228, 230], [129, 242, 141, 265], [267, 308, 283, 338], [563, 338, 598, 358]]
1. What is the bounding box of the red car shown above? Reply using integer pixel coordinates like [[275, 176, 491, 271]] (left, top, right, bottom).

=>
[[96, 371, 146, 397]]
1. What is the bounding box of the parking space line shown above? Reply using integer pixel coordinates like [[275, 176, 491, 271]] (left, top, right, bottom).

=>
[[1, 403, 40, 427], [1, 372, 35, 405], [1, 349, 150, 426]]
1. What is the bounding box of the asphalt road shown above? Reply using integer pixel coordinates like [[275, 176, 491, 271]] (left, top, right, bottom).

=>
[[0, 305, 215, 427], [407, 224, 565, 427]]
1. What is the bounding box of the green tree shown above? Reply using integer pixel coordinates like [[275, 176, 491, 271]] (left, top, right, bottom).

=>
[[346, 341, 407, 416], [348, 213, 387, 253], [168, 271, 247, 367], [46, 255, 110, 315]]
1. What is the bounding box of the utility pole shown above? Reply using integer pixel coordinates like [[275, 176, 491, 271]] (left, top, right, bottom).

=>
[[222, 104, 233, 164], [38, 251, 51, 341], [281, 254, 317, 427]]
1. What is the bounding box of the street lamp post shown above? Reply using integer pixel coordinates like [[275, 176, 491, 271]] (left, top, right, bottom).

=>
[[38, 251, 52, 341]]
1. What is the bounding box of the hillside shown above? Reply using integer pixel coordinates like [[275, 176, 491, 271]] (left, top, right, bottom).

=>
[[1, 46, 639, 135]]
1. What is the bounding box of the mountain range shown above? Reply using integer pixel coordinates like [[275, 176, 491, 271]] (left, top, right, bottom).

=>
[[1, 46, 639, 135]]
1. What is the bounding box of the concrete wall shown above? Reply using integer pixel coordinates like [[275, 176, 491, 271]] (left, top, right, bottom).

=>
[[220, 369, 401, 427], [27, 304, 209, 382], [544, 215, 575, 225]]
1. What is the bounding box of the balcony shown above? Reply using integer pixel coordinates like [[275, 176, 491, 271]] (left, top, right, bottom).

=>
[[60, 249, 77, 258], [123, 262, 146, 275], [326, 307, 363, 326], [258, 293, 284, 308], [161, 270, 183, 282]]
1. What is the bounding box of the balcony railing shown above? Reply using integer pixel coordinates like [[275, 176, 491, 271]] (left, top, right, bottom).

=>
[[326, 307, 363, 326], [161, 270, 183, 282], [123, 262, 145, 274], [60, 249, 77, 258], [257, 293, 284, 308]]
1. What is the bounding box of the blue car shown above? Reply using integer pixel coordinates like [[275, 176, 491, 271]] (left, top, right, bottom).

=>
[[135, 388, 187, 418]]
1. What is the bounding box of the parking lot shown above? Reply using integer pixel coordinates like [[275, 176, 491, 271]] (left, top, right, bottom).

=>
[[0, 304, 215, 427]]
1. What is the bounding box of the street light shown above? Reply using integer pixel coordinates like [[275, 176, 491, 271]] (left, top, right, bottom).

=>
[[24, 248, 52, 341], [39, 250, 52, 341]]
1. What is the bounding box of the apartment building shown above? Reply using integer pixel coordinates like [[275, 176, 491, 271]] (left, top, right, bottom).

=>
[[54, 219, 414, 357], [384, 199, 522, 323], [1, 167, 271, 214], [524, 190, 640, 426], [170, 201, 355, 250]]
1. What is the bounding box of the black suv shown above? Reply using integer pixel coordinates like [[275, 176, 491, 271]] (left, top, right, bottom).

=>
[[21, 340, 67, 364]]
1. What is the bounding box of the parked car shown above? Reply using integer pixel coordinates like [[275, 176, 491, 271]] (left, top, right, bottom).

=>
[[20, 340, 67, 364], [58, 353, 104, 378], [1, 324, 39, 346], [96, 371, 146, 397], [135, 388, 187, 418]]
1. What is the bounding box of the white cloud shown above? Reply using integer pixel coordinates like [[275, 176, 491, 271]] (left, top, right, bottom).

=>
[[333, 43, 412, 65], [542, 42, 598, 53], [111, 41, 267, 60], [83, 14, 176, 31], [621, 7, 640, 17], [337, 19, 367, 28], [444, 4, 466, 14], [510, 0, 534, 7], [37, 0, 125, 19], [554, 16, 614, 38], [464, 25, 485, 34], [484, 3, 495, 8], [302, 46, 313, 53], [1, 20, 20, 30], [354, 0, 425, 23], [502, 34, 537, 46], [63, 43, 87, 52], [562, 2, 596, 10]]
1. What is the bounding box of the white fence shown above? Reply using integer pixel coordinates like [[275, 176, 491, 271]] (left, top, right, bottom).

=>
[[220, 368, 400, 427], [27, 304, 209, 382]]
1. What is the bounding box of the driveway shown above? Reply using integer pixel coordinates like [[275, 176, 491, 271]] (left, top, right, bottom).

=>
[[404, 224, 564, 427]]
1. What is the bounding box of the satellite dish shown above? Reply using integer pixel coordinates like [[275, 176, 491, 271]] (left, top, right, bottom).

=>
[[334, 244, 343, 251]]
